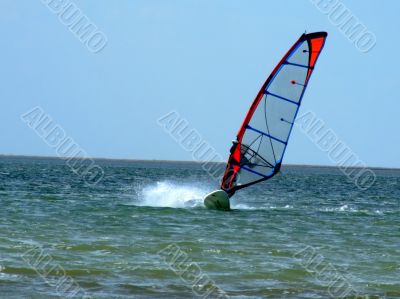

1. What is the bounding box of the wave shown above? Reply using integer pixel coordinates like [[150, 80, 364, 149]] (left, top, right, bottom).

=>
[[134, 183, 391, 215], [320, 205, 389, 215]]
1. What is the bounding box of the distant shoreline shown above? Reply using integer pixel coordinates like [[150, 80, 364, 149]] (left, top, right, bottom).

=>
[[0, 153, 398, 171]]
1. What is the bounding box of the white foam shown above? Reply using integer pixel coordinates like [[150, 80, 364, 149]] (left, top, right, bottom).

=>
[[138, 181, 206, 208], [322, 205, 358, 213], [231, 203, 256, 210], [136, 183, 296, 211], [231, 203, 294, 210]]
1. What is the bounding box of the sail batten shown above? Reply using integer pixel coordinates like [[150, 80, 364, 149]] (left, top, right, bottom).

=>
[[266, 92, 300, 106], [246, 125, 288, 145], [284, 61, 313, 69], [221, 32, 327, 194]]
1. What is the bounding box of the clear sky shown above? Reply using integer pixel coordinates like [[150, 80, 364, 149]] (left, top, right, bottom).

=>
[[1, 1, 399, 168]]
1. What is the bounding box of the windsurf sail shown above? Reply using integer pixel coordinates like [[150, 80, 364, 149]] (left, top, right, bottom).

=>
[[221, 32, 327, 194]]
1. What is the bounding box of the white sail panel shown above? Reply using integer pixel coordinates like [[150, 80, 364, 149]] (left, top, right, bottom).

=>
[[221, 32, 327, 193]]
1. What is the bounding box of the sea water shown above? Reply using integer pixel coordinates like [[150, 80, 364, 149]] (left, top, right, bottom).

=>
[[0, 156, 398, 298]]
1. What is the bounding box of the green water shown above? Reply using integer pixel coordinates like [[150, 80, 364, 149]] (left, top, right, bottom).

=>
[[0, 156, 398, 298]]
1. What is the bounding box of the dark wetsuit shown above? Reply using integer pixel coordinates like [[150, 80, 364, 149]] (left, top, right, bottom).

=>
[[224, 141, 281, 197], [225, 140, 252, 197]]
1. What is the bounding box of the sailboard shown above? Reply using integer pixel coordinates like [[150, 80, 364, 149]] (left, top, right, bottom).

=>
[[204, 32, 327, 210]]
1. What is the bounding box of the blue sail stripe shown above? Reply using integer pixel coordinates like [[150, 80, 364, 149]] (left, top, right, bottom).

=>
[[240, 166, 269, 178]]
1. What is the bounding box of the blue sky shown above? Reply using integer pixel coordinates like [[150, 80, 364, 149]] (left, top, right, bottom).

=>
[[1, 1, 399, 168]]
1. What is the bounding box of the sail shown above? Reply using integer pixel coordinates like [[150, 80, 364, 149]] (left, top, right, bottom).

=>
[[221, 32, 327, 194]]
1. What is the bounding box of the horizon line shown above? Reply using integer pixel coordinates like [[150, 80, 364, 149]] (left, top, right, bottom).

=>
[[0, 153, 398, 171]]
